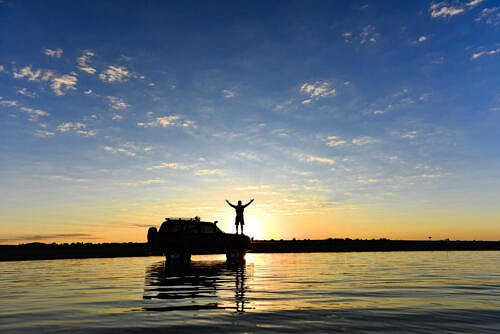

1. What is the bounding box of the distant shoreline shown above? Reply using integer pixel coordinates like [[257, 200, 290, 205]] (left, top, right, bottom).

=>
[[1, 239, 499, 262]]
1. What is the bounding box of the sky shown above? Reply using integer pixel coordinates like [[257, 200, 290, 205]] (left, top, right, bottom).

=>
[[1, 0, 499, 244]]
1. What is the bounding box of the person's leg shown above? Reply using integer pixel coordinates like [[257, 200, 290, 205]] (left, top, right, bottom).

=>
[[241, 224, 244, 235]]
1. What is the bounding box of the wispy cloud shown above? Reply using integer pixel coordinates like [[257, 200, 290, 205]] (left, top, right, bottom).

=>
[[107, 96, 129, 110], [13, 65, 54, 81], [34, 129, 56, 138], [369, 88, 417, 115], [57, 122, 96, 137], [430, 2, 465, 18], [17, 87, 36, 97], [300, 81, 336, 104], [222, 89, 235, 99], [341, 31, 353, 43], [77, 50, 97, 74], [360, 25, 378, 44], [195, 169, 223, 176], [137, 115, 195, 128], [306, 155, 336, 165], [351, 136, 378, 145], [102, 142, 150, 157], [20, 106, 49, 121], [467, 0, 484, 8], [475, 7, 500, 25], [148, 162, 190, 170], [326, 135, 347, 147], [99, 65, 130, 82], [12, 65, 77, 96], [0, 97, 49, 121], [0, 98, 18, 107], [0, 233, 97, 243], [51, 73, 78, 96], [120, 178, 167, 187], [43, 48, 63, 58], [400, 131, 418, 139], [417, 35, 428, 43], [471, 48, 500, 59]]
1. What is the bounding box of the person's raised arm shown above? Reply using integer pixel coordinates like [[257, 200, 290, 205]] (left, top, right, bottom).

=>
[[226, 199, 236, 208], [244, 199, 254, 208]]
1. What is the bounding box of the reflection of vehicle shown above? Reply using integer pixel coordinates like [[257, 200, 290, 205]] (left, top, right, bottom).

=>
[[147, 217, 250, 262], [143, 260, 248, 312]]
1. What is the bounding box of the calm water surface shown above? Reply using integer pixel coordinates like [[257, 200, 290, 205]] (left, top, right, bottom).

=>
[[1, 251, 499, 333]]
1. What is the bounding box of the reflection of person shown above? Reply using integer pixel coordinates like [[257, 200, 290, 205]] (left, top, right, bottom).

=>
[[235, 265, 246, 312], [225, 199, 254, 235]]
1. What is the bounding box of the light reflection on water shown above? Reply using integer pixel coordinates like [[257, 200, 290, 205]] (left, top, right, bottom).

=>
[[0, 251, 499, 333]]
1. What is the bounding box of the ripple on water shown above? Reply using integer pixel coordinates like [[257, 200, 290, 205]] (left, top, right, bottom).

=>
[[0, 252, 499, 333]]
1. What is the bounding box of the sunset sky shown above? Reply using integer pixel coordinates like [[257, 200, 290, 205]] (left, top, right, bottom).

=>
[[1, 0, 499, 244]]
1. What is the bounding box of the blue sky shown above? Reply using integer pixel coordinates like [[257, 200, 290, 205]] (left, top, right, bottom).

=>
[[1, 0, 499, 243]]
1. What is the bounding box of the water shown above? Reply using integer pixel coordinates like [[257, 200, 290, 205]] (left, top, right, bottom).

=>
[[1, 251, 499, 333]]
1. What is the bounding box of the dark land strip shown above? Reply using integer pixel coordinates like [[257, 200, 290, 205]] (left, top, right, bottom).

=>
[[1, 239, 499, 261]]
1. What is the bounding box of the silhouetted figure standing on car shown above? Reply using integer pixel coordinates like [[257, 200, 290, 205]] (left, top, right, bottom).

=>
[[226, 199, 254, 235]]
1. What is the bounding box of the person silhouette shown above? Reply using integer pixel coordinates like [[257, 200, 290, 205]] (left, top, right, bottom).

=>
[[225, 199, 254, 235]]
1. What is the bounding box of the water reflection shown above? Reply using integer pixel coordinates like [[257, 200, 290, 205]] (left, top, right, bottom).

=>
[[143, 259, 249, 313]]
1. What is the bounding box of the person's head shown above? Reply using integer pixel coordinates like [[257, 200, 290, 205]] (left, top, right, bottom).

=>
[[238, 200, 242, 205]]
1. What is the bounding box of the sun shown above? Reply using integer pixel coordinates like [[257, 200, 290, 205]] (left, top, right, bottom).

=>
[[243, 215, 265, 240]]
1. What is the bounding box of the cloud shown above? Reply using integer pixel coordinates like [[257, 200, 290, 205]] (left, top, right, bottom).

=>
[[369, 88, 417, 115], [351, 136, 377, 145], [0, 65, 4, 72], [17, 88, 36, 97], [471, 48, 500, 59], [236, 151, 261, 161], [400, 131, 418, 139], [222, 89, 235, 99], [0, 97, 49, 121], [137, 115, 196, 128], [102, 142, 149, 157], [0, 98, 18, 107], [418, 35, 428, 43], [20, 106, 49, 121], [51, 74, 77, 96], [77, 50, 97, 74], [467, 0, 484, 7], [111, 114, 123, 121], [44, 48, 63, 58], [360, 25, 378, 44], [0, 233, 97, 243], [475, 7, 500, 25], [306, 155, 336, 165], [149, 162, 189, 170], [103, 145, 135, 156], [13, 66, 54, 81], [13, 66, 78, 95], [341, 31, 353, 43], [34, 129, 56, 138], [121, 178, 168, 187], [326, 135, 347, 147], [195, 169, 223, 176], [300, 81, 336, 104], [107, 96, 129, 110], [56, 122, 96, 137], [430, 2, 465, 18], [99, 65, 130, 82]]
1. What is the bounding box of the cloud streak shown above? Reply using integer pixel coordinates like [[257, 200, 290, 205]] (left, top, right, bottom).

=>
[[77, 50, 97, 74], [44, 48, 63, 58]]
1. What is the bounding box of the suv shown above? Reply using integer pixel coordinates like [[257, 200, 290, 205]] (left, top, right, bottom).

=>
[[147, 217, 250, 262]]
